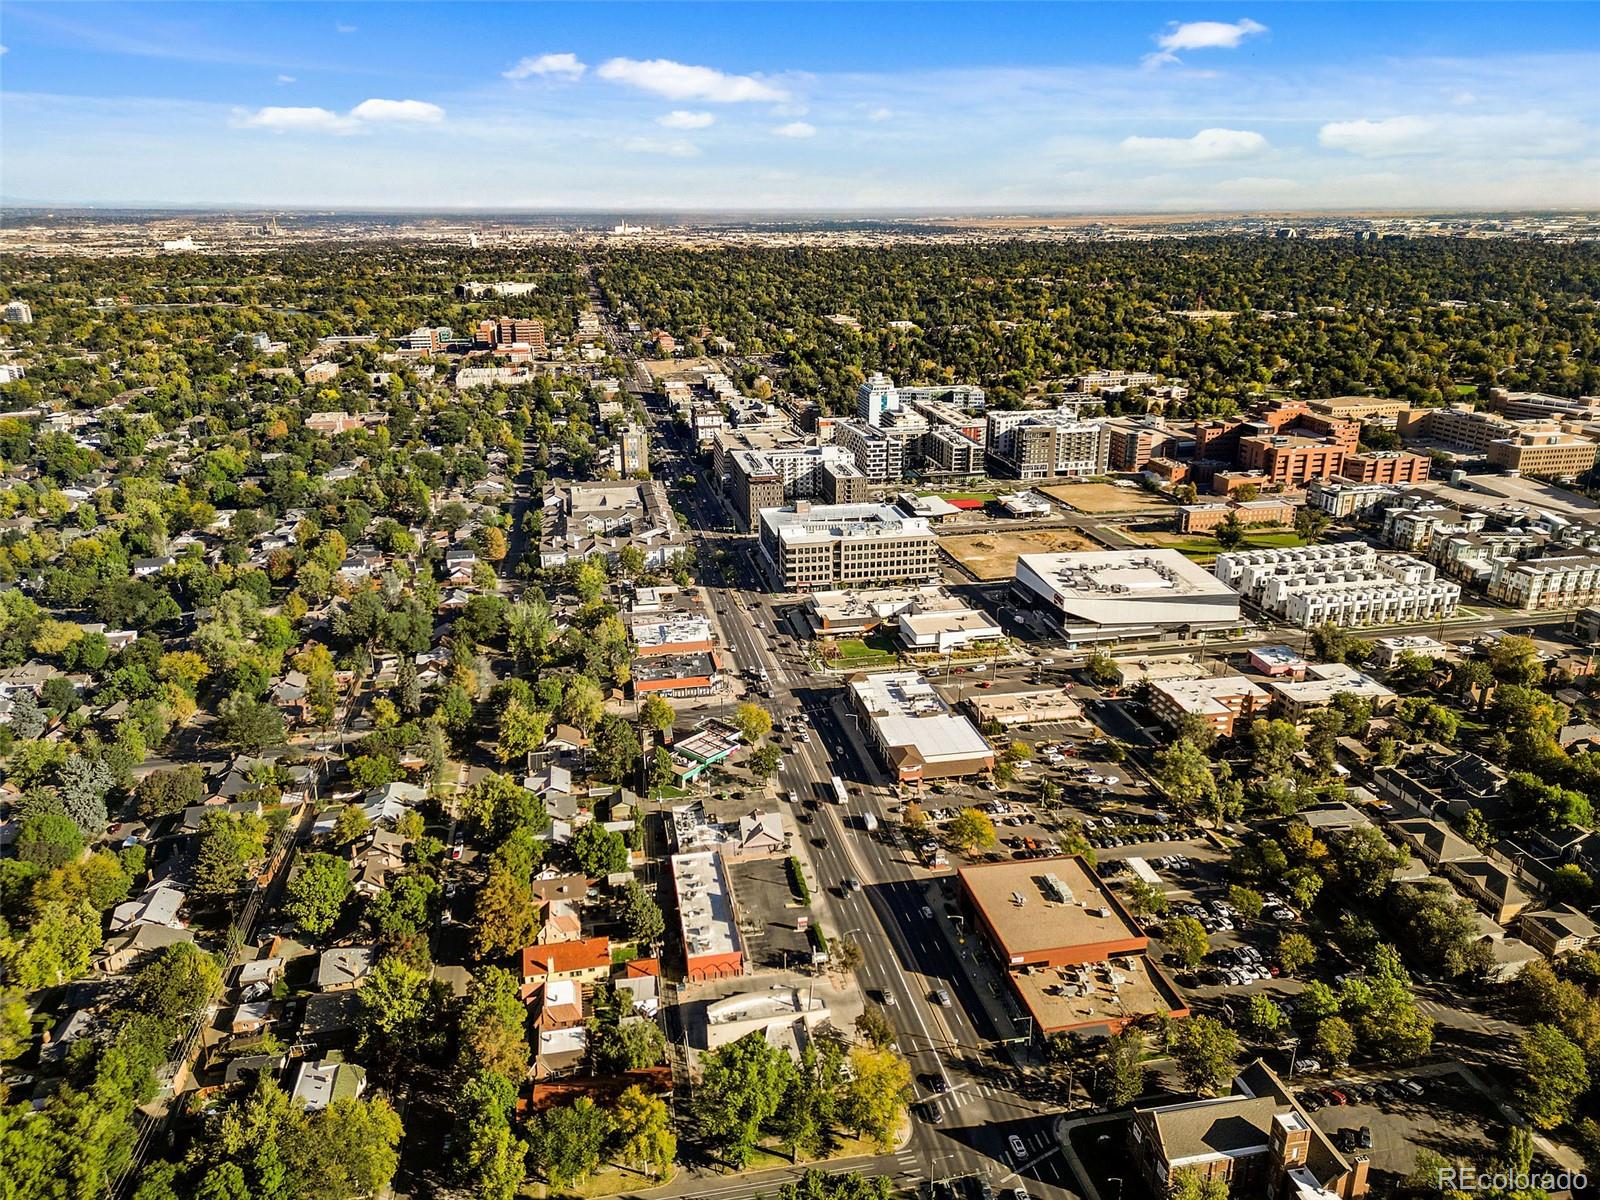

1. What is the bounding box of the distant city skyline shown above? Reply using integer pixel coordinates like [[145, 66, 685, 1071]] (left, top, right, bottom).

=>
[[2, 1, 1597, 210]]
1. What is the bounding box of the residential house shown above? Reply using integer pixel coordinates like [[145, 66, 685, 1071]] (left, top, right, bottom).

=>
[[315, 946, 375, 992], [1520, 905, 1600, 958]]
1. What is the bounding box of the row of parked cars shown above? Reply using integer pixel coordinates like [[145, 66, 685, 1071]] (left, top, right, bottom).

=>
[[1298, 1077, 1427, 1112]]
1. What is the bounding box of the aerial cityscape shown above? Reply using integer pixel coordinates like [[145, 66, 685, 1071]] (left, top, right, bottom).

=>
[[2, 4, 1600, 1200]]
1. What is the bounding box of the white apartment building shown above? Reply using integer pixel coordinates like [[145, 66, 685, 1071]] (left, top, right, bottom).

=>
[[1488, 551, 1600, 611], [3, 301, 34, 324], [857, 371, 901, 426], [1215, 543, 1459, 628], [986, 407, 1110, 479], [0, 365, 25, 385]]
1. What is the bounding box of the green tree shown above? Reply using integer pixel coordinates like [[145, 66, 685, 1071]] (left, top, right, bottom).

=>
[[459, 965, 531, 1084], [639, 694, 675, 737], [215, 693, 287, 752], [1170, 1167, 1229, 1200], [1213, 512, 1246, 550], [1248, 994, 1285, 1037], [572, 822, 630, 877], [695, 1031, 796, 1167], [621, 878, 665, 946], [1101, 1029, 1148, 1107], [733, 702, 773, 744], [613, 1085, 676, 1179], [839, 1045, 911, 1151], [527, 1097, 613, 1189], [946, 807, 997, 853], [1169, 1016, 1240, 1096], [1518, 1023, 1590, 1130], [1314, 1016, 1356, 1066], [127, 943, 220, 1027], [1226, 885, 1264, 921], [284, 852, 353, 937], [1085, 652, 1119, 687], [749, 744, 782, 780], [192, 810, 269, 903], [1164, 915, 1210, 968], [473, 863, 537, 959], [1278, 931, 1317, 977], [1153, 738, 1218, 815], [15, 812, 85, 869]]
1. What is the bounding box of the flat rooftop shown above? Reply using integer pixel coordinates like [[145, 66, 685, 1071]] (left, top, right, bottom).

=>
[[850, 671, 992, 766], [1010, 952, 1186, 1034], [961, 686, 1084, 724], [1267, 662, 1394, 706], [761, 503, 933, 545], [1018, 549, 1233, 600], [1152, 675, 1269, 717], [959, 855, 1143, 960], [632, 652, 718, 683], [671, 850, 741, 961]]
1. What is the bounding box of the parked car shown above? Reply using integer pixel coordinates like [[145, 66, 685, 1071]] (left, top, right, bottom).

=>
[[1008, 1135, 1027, 1159], [933, 988, 953, 1008]]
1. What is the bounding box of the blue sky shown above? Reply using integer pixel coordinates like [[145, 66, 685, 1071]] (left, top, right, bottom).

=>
[[2, 2, 1597, 209]]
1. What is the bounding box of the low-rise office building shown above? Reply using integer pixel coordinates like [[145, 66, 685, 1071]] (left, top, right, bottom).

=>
[[1148, 675, 1269, 738], [671, 850, 745, 984], [1266, 663, 1396, 725], [848, 671, 994, 783], [957, 856, 1186, 1036], [757, 502, 939, 592], [1338, 450, 1431, 485]]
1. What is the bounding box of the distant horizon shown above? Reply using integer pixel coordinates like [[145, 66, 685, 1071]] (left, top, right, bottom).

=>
[[3, 1, 1597, 210], [6, 202, 1597, 220]]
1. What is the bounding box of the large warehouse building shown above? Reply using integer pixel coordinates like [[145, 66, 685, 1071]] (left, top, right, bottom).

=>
[[1012, 549, 1243, 642], [957, 856, 1187, 1036]]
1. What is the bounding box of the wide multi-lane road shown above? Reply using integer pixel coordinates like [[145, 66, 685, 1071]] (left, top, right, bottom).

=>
[[638, 396, 1076, 1198]]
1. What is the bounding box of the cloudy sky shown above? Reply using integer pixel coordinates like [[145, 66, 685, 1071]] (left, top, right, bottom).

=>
[[2, 1, 1597, 210]]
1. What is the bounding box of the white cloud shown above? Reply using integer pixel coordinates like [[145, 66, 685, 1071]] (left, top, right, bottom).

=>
[[597, 57, 787, 103], [348, 98, 445, 123], [868, 107, 894, 122], [503, 52, 586, 81], [238, 106, 356, 134], [0, 45, 9, 56], [1318, 115, 1435, 156], [335, 23, 357, 34], [276, 74, 296, 84], [1145, 18, 1266, 67], [622, 136, 700, 158], [774, 121, 816, 139], [657, 110, 714, 130], [1120, 127, 1268, 162], [236, 98, 445, 134]]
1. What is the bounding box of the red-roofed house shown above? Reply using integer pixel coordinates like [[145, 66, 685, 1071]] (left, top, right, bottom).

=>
[[520, 936, 612, 986]]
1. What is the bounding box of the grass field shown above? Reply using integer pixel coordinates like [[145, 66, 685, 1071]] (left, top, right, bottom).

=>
[[1137, 528, 1307, 561], [829, 633, 899, 668], [940, 528, 1098, 578], [1039, 481, 1175, 514]]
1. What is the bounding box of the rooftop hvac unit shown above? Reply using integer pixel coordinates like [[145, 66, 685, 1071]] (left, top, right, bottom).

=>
[[1010, 891, 1026, 907], [1042, 873, 1074, 904]]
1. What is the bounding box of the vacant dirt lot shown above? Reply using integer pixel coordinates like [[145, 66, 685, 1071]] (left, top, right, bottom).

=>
[[940, 528, 1098, 579], [640, 356, 722, 380], [1039, 481, 1175, 515]]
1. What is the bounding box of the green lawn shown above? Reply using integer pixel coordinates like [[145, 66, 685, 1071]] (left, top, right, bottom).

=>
[[1170, 530, 1307, 560], [830, 634, 899, 667], [937, 491, 997, 502]]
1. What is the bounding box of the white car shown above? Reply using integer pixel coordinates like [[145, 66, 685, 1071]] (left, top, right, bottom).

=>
[[1009, 1134, 1027, 1159], [1102, 776, 1121, 787]]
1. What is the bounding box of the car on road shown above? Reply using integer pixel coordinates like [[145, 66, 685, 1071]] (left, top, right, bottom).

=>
[[932, 988, 953, 1008], [810, 836, 828, 848], [1008, 1134, 1027, 1159], [843, 877, 863, 892], [1012, 1188, 1031, 1200], [920, 1072, 951, 1094], [920, 1101, 944, 1124], [921, 905, 935, 919], [879, 989, 897, 1007]]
